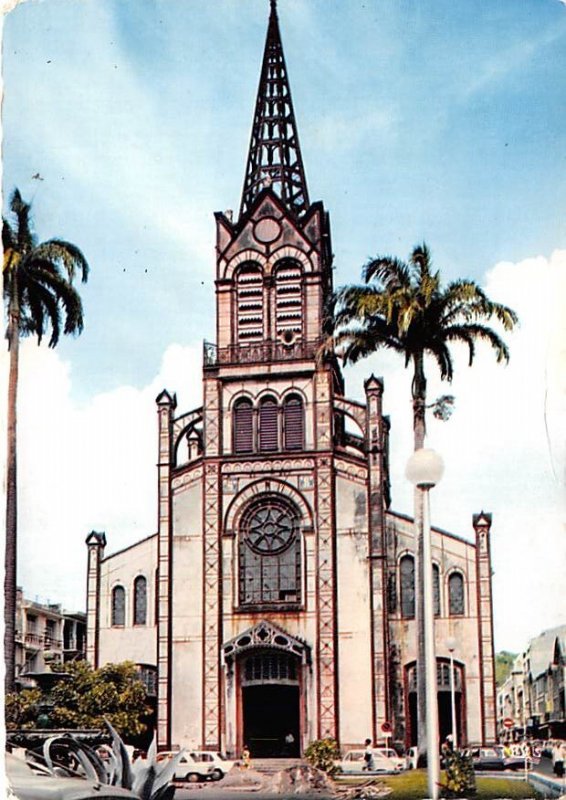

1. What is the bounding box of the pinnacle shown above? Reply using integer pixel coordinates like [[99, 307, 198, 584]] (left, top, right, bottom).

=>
[[239, 1, 309, 220]]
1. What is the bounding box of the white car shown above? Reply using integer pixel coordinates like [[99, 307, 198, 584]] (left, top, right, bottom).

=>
[[156, 751, 215, 782], [189, 751, 235, 780], [372, 747, 406, 771], [335, 749, 404, 775]]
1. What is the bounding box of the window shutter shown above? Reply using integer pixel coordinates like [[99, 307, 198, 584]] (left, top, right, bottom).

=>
[[283, 397, 304, 450], [234, 401, 254, 453], [259, 399, 279, 451]]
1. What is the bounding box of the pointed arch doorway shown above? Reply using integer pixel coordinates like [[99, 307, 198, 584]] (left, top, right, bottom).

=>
[[223, 621, 309, 758], [405, 660, 466, 747]]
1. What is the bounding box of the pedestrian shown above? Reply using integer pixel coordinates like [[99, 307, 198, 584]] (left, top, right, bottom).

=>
[[284, 732, 295, 756], [241, 745, 251, 769], [553, 742, 564, 777], [363, 739, 374, 771]]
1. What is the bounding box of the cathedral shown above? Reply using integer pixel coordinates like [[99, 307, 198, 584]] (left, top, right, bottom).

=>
[[85, 2, 496, 756]]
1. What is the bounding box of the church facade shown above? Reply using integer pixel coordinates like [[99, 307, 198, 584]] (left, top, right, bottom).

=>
[[85, 2, 496, 756]]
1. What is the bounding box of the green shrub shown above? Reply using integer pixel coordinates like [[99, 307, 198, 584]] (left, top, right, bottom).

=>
[[304, 738, 341, 774], [441, 750, 477, 797]]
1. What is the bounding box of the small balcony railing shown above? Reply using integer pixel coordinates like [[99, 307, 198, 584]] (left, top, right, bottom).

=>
[[203, 338, 322, 368]]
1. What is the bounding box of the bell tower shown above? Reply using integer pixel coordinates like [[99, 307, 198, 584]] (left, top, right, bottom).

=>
[[209, 0, 335, 365]]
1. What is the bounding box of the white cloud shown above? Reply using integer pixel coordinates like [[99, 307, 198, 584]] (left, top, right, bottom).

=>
[[2, 251, 565, 651], [0, 340, 202, 611]]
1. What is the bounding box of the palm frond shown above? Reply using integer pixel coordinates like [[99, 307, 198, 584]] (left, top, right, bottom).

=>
[[362, 255, 412, 290], [34, 239, 90, 283], [444, 323, 510, 363]]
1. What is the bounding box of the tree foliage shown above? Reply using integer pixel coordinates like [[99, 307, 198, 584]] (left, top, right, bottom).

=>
[[5, 661, 151, 740], [304, 738, 341, 774], [495, 651, 518, 687], [442, 750, 477, 797], [325, 242, 518, 446]]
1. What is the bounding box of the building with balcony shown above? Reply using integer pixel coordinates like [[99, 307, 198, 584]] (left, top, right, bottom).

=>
[[497, 625, 566, 740], [85, 2, 496, 756], [15, 588, 86, 687]]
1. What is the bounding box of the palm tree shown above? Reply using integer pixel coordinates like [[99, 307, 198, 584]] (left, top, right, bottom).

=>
[[3, 188, 89, 693], [326, 243, 517, 756]]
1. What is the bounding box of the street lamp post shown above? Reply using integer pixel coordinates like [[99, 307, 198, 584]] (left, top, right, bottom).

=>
[[406, 448, 444, 800], [446, 637, 458, 750]]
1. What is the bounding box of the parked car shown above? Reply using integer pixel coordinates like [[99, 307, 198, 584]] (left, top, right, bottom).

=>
[[372, 748, 406, 771], [156, 750, 215, 782], [335, 749, 404, 775], [468, 747, 505, 771], [189, 751, 235, 780]]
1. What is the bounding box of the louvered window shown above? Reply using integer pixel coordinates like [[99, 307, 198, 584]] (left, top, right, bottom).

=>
[[259, 397, 279, 452], [283, 395, 304, 450], [234, 399, 254, 454], [275, 260, 303, 341], [237, 263, 264, 342], [400, 555, 415, 619], [111, 586, 125, 626], [449, 572, 465, 616], [133, 576, 147, 625]]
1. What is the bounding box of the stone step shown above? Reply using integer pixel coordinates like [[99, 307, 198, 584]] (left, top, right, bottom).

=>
[[249, 757, 305, 775]]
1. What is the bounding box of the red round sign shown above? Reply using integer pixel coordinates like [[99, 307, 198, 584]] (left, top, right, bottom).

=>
[[381, 722, 392, 733], [503, 717, 514, 729]]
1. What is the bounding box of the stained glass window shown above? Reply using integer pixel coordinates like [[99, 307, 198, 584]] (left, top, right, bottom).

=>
[[433, 563, 441, 617], [400, 555, 415, 619], [133, 576, 147, 625], [239, 498, 301, 607], [111, 586, 125, 626], [449, 572, 465, 616]]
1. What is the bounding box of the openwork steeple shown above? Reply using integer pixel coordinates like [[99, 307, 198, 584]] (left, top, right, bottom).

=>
[[239, 0, 310, 220]]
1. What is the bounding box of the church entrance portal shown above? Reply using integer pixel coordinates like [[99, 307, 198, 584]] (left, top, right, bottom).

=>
[[240, 650, 301, 758], [243, 684, 300, 757], [406, 661, 465, 747]]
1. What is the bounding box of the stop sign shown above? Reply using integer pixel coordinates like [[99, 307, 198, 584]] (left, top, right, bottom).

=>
[[503, 717, 514, 729]]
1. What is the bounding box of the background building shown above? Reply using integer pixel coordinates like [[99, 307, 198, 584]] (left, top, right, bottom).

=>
[[15, 587, 86, 687], [86, 2, 496, 755], [497, 625, 566, 741]]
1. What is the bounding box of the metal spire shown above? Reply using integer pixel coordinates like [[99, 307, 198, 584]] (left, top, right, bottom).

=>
[[239, 0, 310, 220]]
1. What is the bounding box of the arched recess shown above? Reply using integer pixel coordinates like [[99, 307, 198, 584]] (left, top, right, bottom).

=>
[[233, 397, 254, 454], [238, 494, 302, 607], [173, 409, 204, 468], [235, 261, 264, 344], [282, 394, 305, 450], [404, 659, 467, 747], [272, 258, 304, 344], [448, 571, 466, 616], [224, 478, 313, 535], [399, 554, 415, 619], [222, 621, 310, 758]]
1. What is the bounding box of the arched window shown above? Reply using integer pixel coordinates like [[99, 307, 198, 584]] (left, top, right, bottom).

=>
[[449, 572, 465, 616], [233, 398, 254, 454], [400, 555, 415, 619], [133, 576, 147, 625], [283, 395, 304, 450], [259, 397, 279, 452], [239, 496, 301, 607], [236, 263, 264, 342], [111, 586, 125, 626], [433, 563, 441, 617], [274, 259, 303, 342]]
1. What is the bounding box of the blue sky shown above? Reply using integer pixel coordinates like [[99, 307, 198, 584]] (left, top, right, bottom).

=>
[[2, 0, 566, 652]]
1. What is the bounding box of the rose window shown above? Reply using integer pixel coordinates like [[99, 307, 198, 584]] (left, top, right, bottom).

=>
[[245, 504, 297, 554]]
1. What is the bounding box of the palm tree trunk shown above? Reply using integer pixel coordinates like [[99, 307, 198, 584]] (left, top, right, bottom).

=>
[[412, 353, 427, 762], [5, 290, 20, 694]]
